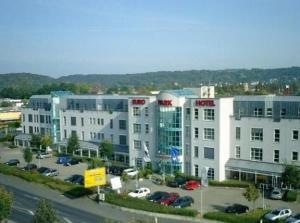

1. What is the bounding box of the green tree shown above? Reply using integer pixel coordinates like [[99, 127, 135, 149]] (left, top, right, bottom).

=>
[[23, 147, 33, 167], [0, 186, 13, 222], [282, 164, 300, 188], [31, 134, 41, 149], [67, 134, 80, 154], [41, 134, 52, 150], [32, 199, 58, 223], [243, 185, 259, 209], [99, 140, 113, 160]]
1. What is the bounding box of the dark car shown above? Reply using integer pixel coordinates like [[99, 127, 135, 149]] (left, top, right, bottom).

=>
[[225, 204, 249, 214], [159, 192, 180, 206], [22, 163, 38, 171], [57, 156, 71, 164], [147, 191, 169, 202], [37, 167, 50, 174], [167, 177, 187, 188], [65, 174, 84, 185], [109, 166, 125, 176], [4, 159, 20, 166], [64, 157, 82, 166], [171, 196, 194, 208]]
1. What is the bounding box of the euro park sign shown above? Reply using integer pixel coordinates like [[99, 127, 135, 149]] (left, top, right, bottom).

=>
[[132, 99, 145, 105], [195, 100, 215, 107]]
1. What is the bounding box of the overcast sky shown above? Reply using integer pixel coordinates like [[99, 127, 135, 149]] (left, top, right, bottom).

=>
[[0, 0, 299, 77]]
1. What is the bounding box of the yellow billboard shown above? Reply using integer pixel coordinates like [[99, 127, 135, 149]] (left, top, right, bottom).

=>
[[84, 167, 106, 188]]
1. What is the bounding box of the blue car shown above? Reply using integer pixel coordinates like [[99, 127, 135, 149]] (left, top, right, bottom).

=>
[[56, 156, 71, 164]]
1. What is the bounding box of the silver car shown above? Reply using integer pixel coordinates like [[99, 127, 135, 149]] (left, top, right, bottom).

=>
[[42, 168, 59, 177], [287, 213, 300, 223], [270, 188, 284, 200], [264, 208, 292, 221]]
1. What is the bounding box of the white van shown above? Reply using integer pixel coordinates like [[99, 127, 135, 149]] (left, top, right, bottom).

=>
[[123, 168, 138, 177]]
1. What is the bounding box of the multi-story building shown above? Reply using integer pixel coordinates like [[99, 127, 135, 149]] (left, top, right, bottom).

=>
[[18, 90, 300, 183]]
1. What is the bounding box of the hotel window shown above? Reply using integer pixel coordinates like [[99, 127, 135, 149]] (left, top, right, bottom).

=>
[[251, 148, 263, 161], [145, 124, 149, 134], [274, 129, 280, 142], [185, 126, 190, 137], [254, 108, 263, 117], [22, 114, 25, 122], [185, 108, 191, 119], [145, 141, 149, 150], [90, 118, 92, 124], [101, 118, 104, 125], [136, 158, 143, 168], [208, 168, 215, 180], [134, 140, 141, 150], [293, 130, 299, 140], [40, 115, 45, 123], [133, 107, 141, 116], [267, 108, 273, 117], [110, 134, 114, 143], [133, 123, 141, 133], [97, 118, 100, 125], [204, 147, 214, 159], [71, 117, 76, 126], [194, 146, 199, 158], [71, 130, 77, 137], [292, 151, 298, 161], [110, 119, 113, 129], [81, 117, 84, 126], [82, 131, 85, 141], [195, 165, 199, 177], [194, 108, 199, 120], [236, 127, 241, 140], [119, 120, 127, 130], [235, 146, 241, 159], [204, 128, 215, 140], [144, 107, 149, 117], [194, 128, 199, 138], [274, 150, 280, 163], [28, 114, 33, 122], [204, 109, 215, 121], [251, 128, 263, 141], [281, 108, 286, 117], [63, 116, 66, 125]]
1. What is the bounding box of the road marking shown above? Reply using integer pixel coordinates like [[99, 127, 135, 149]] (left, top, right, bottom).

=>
[[24, 194, 39, 200], [13, 206, 34, 216], [63, 217, 73, 223], [27, 210, 35, 215]]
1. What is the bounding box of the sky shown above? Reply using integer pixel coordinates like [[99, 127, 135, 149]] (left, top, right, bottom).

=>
[[0, 0, 299, 77]]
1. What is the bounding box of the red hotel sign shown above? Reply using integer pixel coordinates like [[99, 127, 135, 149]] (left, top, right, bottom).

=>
[[132, 99, 145, 105], [195, 100, 215, 107], [158, 100, 172, 106]]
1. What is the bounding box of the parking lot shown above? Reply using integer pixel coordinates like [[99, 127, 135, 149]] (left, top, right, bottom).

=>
[[1, 142, 299, 214]]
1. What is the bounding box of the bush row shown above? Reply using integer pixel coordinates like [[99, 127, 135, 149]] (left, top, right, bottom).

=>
[[283, 190, 298, 202], [209, 180, 251, 188], [105, 193, 198, 217], [204, 209, 271, 223]]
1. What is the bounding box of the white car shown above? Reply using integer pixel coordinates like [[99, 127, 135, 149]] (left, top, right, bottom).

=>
[[128, 187, 150, 198], [264, 208, 292, 221], [123, 168, 138, 177], [36, 152, 52, 159]]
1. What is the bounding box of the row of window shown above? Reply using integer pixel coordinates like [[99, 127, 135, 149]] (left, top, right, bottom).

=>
[[235, 146, 299, 162], [193, 146, 215, 159], [194, 165, 215, 180], [133, 107, 149, 117], [185, 108, 215, 121], [194, 128, 215, 140], [27, 126, 51, 135], [26, 114, 51, 124], [133, 123, 150, 134], [236, 127, 300, 142], [252, 107, 294, 117], [64, 130, 128, 145], [134, 140, 149, 150]]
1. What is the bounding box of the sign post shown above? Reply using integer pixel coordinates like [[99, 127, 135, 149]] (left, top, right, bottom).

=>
[[84, 167, 106, 203]]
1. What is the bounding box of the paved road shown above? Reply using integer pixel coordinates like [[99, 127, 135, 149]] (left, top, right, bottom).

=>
[[0, 174, 219, 223]]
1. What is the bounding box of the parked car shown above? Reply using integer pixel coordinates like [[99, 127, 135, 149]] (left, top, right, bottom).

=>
[[184, 180, 200, 190], [264, 208, 292, 221], [147, 191, 169, 202], [4, 159, 20, 166], [270, 188, 284, 200], [167, 177, 187, 188], [65, 174, 84, 185], [128, 187, 151, 198], [42, 168, 59, 177], [36, 152, 52, 159], [57, 156, 71, 164], [171, 196, 194, 208], [37, 167, 50, 174], [63, 157, 82, 166], [123, 168, 138, 177], [287, 213, 300, 223], [22, 163, 38, 171], [224, 204, 249, 214], [159, 192, 180, 206]]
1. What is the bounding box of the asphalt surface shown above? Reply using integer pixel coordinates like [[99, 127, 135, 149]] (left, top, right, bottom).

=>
[[0, 174, 219, 223]]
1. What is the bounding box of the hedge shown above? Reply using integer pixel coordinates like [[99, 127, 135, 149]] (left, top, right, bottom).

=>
[[0, 163, 92, 197], [106, 193, 198, 217], [209, 180, 251, 188], [283, 190, 298, 202], [204, 209, 270, 223]]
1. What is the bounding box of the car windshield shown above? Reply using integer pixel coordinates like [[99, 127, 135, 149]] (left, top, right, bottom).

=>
[[271, 210, 280, 215], [272, 191, 280, 194]]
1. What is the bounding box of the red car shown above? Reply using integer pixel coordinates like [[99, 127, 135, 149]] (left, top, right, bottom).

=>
[[159, 193, 180, 206], [184, 180, 200, 190]]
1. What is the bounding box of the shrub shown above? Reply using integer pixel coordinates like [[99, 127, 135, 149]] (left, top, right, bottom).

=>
[[283, 190, 298, 202], [209, 180, 251, 188], [175, 172, 201, 181], [106, 193, 198, 217], [204, 209, 270, 223]]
